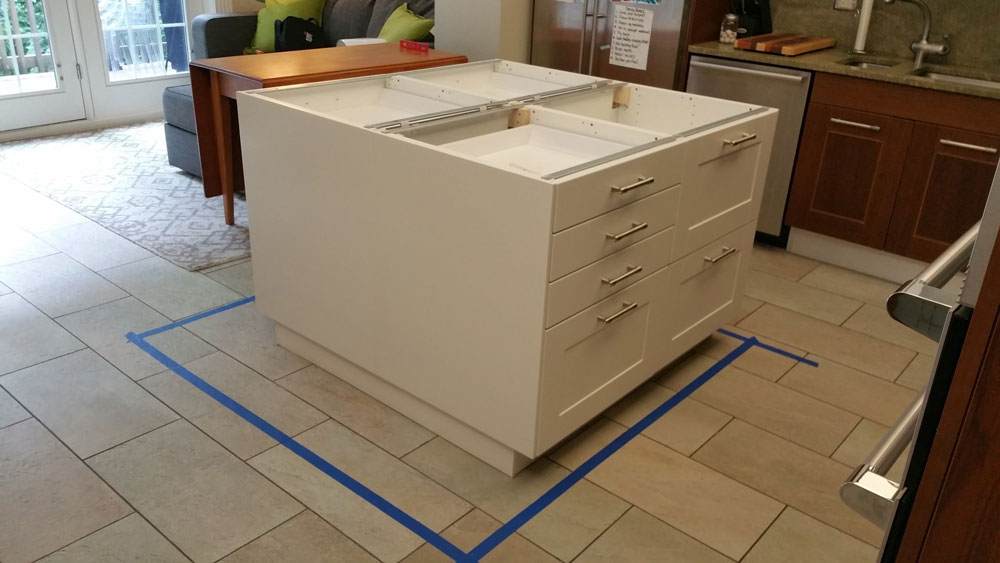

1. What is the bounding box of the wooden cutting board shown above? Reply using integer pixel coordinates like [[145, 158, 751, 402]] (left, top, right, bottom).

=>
[[733, 33, 836, 56]]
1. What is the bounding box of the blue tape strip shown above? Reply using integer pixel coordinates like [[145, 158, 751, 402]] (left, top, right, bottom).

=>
[[462, 338, 756, 562], [716, 327, 818, 367], [126, 332, 467, 562], [135, 296, 257, 340]]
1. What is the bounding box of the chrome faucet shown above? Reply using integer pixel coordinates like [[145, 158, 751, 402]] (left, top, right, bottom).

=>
[[884, 0, 950, 69]]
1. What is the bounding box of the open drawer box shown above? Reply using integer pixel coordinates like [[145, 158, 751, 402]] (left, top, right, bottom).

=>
[[236, 60, 778, 474]]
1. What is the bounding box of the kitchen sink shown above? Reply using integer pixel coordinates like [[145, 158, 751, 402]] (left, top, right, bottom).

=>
[[909, 67, 1000, 91], [837, 57, 898, 71]]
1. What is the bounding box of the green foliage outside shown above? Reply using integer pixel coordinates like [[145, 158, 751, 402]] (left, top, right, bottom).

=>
[[1, 0, 52, 76]]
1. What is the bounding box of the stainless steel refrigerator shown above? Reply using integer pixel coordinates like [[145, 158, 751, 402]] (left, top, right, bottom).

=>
[[531, 0, 686, 90]]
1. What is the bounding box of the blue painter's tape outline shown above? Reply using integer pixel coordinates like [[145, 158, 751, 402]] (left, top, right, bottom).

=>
[[128, 297, 816, 562]]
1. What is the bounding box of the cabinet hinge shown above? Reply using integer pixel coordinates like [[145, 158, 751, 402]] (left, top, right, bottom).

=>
[[75, 63, 82, 80]]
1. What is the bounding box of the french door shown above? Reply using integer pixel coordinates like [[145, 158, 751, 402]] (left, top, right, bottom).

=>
[[1, 0, 86, 131]]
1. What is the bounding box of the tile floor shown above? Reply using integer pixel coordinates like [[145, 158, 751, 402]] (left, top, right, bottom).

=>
[[0, 168, 931, 563]]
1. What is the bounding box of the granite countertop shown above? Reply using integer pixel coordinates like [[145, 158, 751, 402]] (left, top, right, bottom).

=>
[[688, 42, 1000, 102]]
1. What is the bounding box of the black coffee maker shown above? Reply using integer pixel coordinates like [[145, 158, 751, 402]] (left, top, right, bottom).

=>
[[730, 0, 772, 38]]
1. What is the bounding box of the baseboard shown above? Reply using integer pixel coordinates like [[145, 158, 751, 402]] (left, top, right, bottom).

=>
[[0, 111, 164, 144], [787, 227, 927, 284]]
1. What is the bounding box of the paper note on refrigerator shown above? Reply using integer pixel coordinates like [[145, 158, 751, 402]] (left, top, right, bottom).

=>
[[609, 4, 654, 70]]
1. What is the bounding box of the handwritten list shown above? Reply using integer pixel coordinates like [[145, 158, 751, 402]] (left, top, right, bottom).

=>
[[609, 4, 654, 70]]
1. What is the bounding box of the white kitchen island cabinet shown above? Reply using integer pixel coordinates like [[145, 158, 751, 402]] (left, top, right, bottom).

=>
[[237, 61, 777, 476]]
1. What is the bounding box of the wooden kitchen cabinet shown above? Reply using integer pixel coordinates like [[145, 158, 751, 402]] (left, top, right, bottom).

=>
[[787, 73, 1000, 261], [885, 124, 1000, 261], [787, 103, 913, 248]]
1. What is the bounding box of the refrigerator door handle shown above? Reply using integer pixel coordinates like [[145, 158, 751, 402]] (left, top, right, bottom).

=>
[[587, 0, 603, 75], [578, 0, 591, 73]]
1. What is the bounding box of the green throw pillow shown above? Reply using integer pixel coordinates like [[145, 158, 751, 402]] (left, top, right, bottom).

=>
[[377, 3, 434, 43], [250, 0, 324, 53]]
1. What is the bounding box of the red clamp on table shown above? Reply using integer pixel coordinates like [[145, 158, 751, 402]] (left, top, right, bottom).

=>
[[400, 39, 429, 53]]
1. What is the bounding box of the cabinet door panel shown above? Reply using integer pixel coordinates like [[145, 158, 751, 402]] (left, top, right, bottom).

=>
[[787, 103, 913, 248], [886, 124, 1000, 262]]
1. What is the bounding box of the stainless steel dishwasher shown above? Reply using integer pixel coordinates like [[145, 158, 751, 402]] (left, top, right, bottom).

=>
[[686, 55, 811, 240]]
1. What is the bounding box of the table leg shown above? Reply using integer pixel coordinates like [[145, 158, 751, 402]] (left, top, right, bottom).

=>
[[210, 74, 236, 226], [190, 66, 222, 199]]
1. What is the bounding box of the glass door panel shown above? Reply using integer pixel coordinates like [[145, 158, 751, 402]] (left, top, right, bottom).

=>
[[98, 0, 188, 82]]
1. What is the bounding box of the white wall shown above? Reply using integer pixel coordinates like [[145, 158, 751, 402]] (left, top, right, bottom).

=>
[[434, 0, 532, 62]]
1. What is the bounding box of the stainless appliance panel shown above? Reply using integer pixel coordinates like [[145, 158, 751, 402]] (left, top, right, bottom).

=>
[[589, 0, 685, 89], [531, 0, 594, 75], [685, 55, 812, 237]]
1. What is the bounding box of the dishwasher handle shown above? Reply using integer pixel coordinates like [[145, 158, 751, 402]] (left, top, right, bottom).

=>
[[688, 60, 806, 83]]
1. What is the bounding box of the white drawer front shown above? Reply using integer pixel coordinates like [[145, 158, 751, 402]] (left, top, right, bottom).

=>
[[549, 187, 679, 281], [665, 222, 755, 356], [537, 266, 670, 454], [552, 144, 684, 232], [675, 113, 776, 257], [546, 227, 674, 328]]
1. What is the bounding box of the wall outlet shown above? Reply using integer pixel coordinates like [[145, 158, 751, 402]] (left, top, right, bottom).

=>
[[833, 0, 858, 10]]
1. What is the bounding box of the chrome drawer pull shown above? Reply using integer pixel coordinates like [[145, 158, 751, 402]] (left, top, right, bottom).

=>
[[723, 133, 757, 146], [940, 139, 998, 154], [704, 246, 737, 264], [611, 176, 654, 194], [601, 265, 643, 286], [606, 222, 648, 241], [598, 301, 639, 324], [830, 117, 881, 132]]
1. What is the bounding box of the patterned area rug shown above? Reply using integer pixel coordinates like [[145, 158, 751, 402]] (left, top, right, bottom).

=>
[[0, 122, 250, 271]]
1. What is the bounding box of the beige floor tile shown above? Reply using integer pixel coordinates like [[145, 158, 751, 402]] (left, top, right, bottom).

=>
[[1, 350, 178, 458], [693, 366, 859, 455], [38, 513, 188, 563], [656, 353, 723, 388], [0, 420, 131, 563], [89, 420, 303, 563], [735, 296, 764, 322], [549, 418, 627, 471], [0, 387, 29, 429], [606, 382, 731, 456], [780, 356, 917, 427], [0, 223, 59, 267], [205, 261, 254, 297], [0, 280, 9, 295], [221, 511, 376, 563], [799, 264, 899, 307], [100, 257, 243, 320], [739, 305, 915, 380], [34, 221, 152, 272], [742, 508, 878, 563], [693, 420, 884, 546], [57, 297, 215, 380], [402, 510, 559, 563], [744, 269, 862, 324], [833, 419, 908, 483], [575, 507, 734, 563], [695, 327, 806, 382], [750, 244, 819, 281], [897, 354, 934, 391], [843, 304, 938, 355], [250, 421, 471, 563], [586, 435, 783, 560], [186, 302, 308, 380], [279, 365, 433, 458], [0, 185, 89, 234], [0, 293, 84, 376], [142, 352, 327, 459], [403, 437, 627, 561], [519, 479, 629, 562], [0, 254, 127, 317]]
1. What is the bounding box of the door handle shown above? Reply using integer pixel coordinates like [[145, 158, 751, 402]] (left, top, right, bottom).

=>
[[723, 133, 757, 147], [588, 0, 603, 75], [598, 301, 639, 324], [940, 139, 998, 155], [577, 0, 591, 74], [601, 265, 643, 286], [704, 246, 737, 263], [606, 222, 648, 241], [611, 176, 654, 194], [688, 60, 807, 83], [830, 117, 881, 132]]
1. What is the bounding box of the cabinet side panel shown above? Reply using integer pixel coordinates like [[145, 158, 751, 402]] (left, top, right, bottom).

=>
[[237, 94, 553, 455]]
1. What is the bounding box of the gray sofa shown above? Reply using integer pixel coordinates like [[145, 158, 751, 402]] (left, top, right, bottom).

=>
[[163, 0, 435, 177]]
